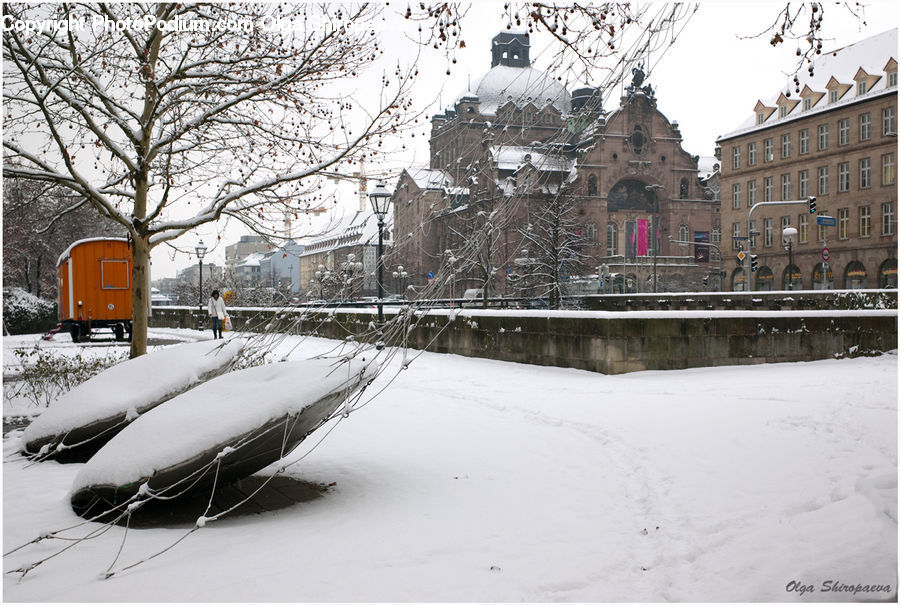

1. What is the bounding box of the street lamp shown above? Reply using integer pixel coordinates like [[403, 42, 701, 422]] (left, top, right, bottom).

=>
[[782, 226, 798, 290], [368, 182, 392, 325], [194, 239, 207, 316], [391, 265, 408, 296]]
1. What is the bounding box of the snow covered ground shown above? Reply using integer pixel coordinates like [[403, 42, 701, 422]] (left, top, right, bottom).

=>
[[3, 328, 897, 602]]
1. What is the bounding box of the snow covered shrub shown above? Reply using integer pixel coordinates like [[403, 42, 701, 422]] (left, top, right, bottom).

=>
[[4, 346, 127, 408], [2, 287, 57, 335], [832, 290, 895, 310]]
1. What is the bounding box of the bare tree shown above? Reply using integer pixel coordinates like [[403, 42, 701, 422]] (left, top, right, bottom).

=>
[[3, 3, 417, 356], [2, 174, 116, 300], [513, 192, 588, 309]]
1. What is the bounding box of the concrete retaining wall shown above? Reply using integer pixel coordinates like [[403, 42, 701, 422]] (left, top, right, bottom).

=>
[[150, 305, 897, 375]]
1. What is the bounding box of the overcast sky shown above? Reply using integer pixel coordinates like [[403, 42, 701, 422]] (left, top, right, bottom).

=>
[[152, 1, 899, 279]]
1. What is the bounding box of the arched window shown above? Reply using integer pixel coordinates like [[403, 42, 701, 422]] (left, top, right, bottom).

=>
[[587, 174, 598, 196], [678, 224, 688, 243], [586, 222, 598, 243], [783, 264, 803, 290], [879, 258, 898, 288], [606, 223, 619, 256], [680, 178, 689, 199], [754, 266, 774, 291], [843, 261, 868, 289], [812, 262, 834, 290]]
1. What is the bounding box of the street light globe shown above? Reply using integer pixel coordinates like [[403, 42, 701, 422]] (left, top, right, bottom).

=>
[[368, 182, 392, 218], [195, 239, 207, 260], [782, 226, 798, 244]]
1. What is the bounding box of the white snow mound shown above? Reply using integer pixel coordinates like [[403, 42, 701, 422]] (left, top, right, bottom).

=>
[[22, 339, 246, 450], [71, 356, 375, 492]]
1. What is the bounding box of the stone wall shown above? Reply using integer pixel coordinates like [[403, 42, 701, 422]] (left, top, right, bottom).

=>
[[151, 303, 897, 375]]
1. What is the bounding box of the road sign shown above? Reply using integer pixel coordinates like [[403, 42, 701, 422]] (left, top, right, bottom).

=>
[[749, 230, 761, 237], [426, 271, 434, 279], [817, 215, 836, 227], [822, 247, 830, 261], [737, 251, 746, 262]]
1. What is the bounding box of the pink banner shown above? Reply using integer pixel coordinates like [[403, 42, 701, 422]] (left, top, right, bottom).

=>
[[637, 219, 649, 256]]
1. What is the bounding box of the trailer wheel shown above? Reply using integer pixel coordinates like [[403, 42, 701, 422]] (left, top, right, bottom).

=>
[[69, 323, 80, 343], [113, 324, 125, 341]]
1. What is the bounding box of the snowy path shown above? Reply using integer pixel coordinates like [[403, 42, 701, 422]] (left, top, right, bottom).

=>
[[2, 331, 897, 602]]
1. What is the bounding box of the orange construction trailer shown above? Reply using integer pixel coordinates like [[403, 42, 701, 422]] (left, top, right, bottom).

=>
[[57, 238, 135, 342]]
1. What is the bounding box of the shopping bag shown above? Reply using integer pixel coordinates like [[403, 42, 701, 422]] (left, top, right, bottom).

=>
[[224, 315, 233, 331]]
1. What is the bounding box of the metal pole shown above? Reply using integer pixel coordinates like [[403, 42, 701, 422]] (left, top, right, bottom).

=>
[[652, 220, 658, 294], [788, 241, 793, 290], [377, 217, 384, 324], [199, 260, 203, 313]]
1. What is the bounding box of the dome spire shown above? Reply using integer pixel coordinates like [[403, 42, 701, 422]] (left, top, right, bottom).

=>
[[491, 32, 530, 68]]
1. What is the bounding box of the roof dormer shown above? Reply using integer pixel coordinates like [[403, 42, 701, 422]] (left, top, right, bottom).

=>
[[753, 100, 777, 125], [883, 57, 897, 88], [799, 85, 825, 111], [825, 77, 852, 103], [852, 67, 881, 96], [775, 92, 800, 118]]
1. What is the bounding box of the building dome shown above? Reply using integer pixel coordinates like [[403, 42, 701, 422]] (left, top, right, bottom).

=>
[[472, 64, 572, 116]]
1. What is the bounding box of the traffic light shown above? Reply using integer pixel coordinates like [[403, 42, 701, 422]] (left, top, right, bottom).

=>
[[750, 254, 759, 272], [807, 196, 816, 214]]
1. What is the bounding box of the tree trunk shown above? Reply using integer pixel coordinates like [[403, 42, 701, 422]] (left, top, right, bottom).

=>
[[130, 235, 151, 358], [34, 255, 42, 298]]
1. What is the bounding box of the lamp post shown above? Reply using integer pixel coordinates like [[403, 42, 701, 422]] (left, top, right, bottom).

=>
[[392, 265, 408, 297], [782, 226, 798, 290], [368, 182, 392, 325], [194, 240, 207, 317]]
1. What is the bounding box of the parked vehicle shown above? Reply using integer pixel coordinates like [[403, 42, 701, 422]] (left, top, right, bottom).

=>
[[57, 238, 138, 342]]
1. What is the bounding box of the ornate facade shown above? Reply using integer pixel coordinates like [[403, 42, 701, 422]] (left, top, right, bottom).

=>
[[391, 32, 720, 297]]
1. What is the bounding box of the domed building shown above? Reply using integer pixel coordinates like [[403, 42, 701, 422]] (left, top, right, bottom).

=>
[[391, 32, 721, 300]]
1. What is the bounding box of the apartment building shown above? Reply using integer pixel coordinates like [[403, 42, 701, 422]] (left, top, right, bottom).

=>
[[717, 29, 897, 290]]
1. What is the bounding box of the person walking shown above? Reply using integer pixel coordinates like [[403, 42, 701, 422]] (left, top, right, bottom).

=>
[[207, 289, 227, 339]]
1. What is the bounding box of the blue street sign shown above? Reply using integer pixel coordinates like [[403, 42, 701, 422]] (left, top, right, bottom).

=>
[[426, 271, 434, 279], [817, 215, 836, 227]]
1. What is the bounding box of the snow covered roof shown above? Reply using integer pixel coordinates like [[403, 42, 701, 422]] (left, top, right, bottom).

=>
[[490, 145, 575, 173], [406, 167, 455, 191], [455, 90, 479, 104], [719, 28, 898, 141], [237, 252, 265, 267], [472, 65, 572, 115], [299, 211, 394, 256], [57, 237, 129, 267]]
